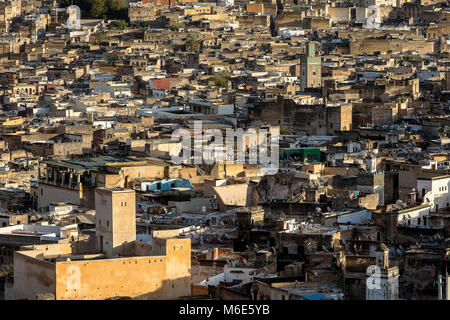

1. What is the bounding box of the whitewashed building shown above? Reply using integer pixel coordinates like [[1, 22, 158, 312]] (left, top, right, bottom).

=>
[[366, 243, 399, 300], [417, 175, 450, 212]]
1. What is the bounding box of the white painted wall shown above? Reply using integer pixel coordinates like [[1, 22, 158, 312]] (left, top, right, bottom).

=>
[[417, 177, 450, 212], [197, 267, 256, 286], [397, 205, 431, 227], [366, 269, 399, 300], [337, 209, 371, 224]]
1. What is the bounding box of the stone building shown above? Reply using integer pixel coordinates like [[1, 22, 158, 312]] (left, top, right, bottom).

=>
[[6, 188, 191, 300]]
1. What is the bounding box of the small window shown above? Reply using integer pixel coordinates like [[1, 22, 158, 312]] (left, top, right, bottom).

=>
[[107, 220, 109, 227], [99, 220, 101, 225]]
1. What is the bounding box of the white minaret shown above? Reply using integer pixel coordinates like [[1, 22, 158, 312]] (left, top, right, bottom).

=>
[[375, 243, 389, 269], [365, 154, 377, 173], [366, 243, 399, 300]]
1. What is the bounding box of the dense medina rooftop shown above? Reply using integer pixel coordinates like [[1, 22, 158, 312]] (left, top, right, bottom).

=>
[[0, 0, 448, 301]]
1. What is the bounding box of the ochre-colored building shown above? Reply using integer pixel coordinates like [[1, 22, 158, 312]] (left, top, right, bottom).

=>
[[8, 187, 191, 300], [9, 236, 191, 300]]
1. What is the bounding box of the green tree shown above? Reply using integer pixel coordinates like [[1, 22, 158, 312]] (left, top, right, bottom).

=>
[[185, 33, 200, 52], [90, 0, 108, 18], [108, 0, 127, 11], [93, 32, 111, 45], [58, 0, 91, 17], [169, 23, 184, 31], [108, 20, 128, 29], [107, 0, 128, 19], [211, 72, 230, 88], [58, 0, 128, 19]]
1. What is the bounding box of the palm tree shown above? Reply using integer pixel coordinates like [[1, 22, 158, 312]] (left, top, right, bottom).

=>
[[185, 34, 200, 53]]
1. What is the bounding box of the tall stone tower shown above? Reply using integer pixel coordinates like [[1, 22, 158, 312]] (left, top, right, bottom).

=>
[[366, 243, 399, 300], [95, 188, 136, 257], [365, 154, 377, 173], [299, 41, 322, 91]]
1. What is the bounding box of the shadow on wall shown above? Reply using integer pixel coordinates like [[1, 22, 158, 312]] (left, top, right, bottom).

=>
[[127, 275, 192, 300], [12, 274, 193, 301], [7, 236, 192, 300]]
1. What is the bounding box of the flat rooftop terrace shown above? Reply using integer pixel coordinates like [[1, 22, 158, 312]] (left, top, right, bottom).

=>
[[44, 156, 142, 171]]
